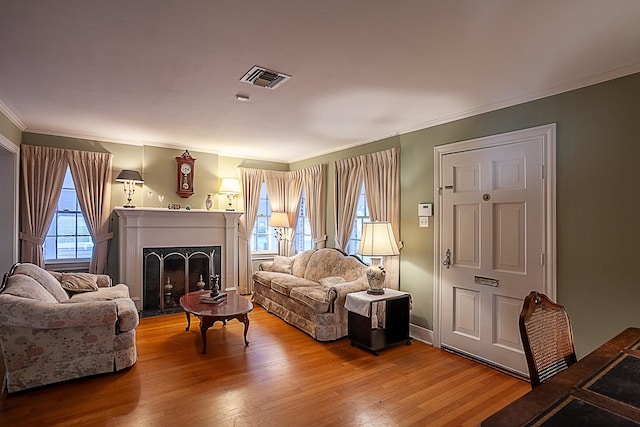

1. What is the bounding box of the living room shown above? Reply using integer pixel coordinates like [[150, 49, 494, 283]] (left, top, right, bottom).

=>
[[1, 2, 640, 425]]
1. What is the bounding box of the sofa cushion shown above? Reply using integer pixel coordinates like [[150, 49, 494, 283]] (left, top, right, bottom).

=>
[[304, 248, 366, 282], [2, 274, 58, 303], [292, 249, 316, 278], [271, 255, 294, 274], [13, 263, 70, 302], [253, 270, 285, 289], [271, 275, 319, 296], [60, 273, 99, 293], [290, 286, 331, 313], [65, 284, 131, 302], [330, 256, 367, 282]]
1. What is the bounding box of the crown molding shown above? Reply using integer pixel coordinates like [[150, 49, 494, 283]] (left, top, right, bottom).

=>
[[0, 99, 26, 131]]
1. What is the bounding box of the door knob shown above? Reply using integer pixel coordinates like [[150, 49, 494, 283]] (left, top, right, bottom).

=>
[[443, 249, 452, 269]]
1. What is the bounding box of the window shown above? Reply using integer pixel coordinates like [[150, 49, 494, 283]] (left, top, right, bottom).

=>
[[44, 168, 93, 261], [251, 182, 278, 253], [346, 183, 371, 263], [294, 190, 313, 253]]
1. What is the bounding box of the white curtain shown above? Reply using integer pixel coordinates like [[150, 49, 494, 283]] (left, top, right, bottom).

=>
[[301, 164, 327, 249], [66, 150, 113, 274], [238, 168, 264, 294], [20, 145, 68, 266], [334, 147, 401, 289], [334, 157, 363, 251], [362, 147, 401, 289]]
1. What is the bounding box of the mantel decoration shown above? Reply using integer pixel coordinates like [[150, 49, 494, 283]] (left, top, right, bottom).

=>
[[357, 221, 400, 295], [115, 169, 144, 208], [175, 150, 196, 198], [219, 178, 241, 211]]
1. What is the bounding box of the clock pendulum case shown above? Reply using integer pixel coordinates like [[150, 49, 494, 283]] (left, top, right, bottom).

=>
[[175, 150, 196, 198]]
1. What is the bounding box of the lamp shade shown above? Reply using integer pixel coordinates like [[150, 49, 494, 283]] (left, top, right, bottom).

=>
[[358, 222, 400, 256], [269, 212, 290, 228], [115, 170, 144, 183], [219, 178, 241, 194]]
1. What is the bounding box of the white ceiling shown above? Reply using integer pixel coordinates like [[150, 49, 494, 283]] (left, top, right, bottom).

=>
[[1, 1, 640, 163]]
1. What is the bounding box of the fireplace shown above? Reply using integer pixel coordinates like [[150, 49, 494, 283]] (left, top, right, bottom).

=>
[[115, 208, 243, 310], [142, 245, 221, 313]]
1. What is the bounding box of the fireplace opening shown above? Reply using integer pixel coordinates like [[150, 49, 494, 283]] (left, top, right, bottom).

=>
[[142, 246, 221, 316]]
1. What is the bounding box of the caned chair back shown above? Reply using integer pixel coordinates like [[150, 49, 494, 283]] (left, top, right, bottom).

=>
[[519, 291, 577, 388]]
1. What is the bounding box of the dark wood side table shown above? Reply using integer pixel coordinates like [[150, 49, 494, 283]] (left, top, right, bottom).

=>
[[346, 289, 411, 355], [179, 290, 253, 353]]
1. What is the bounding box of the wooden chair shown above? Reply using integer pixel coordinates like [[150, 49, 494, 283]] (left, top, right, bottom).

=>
[[519, 291, 577, 388]]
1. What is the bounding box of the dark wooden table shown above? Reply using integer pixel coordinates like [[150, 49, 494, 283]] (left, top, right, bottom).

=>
[[179, 290, 253, 353], [482, 327, 640, 426]]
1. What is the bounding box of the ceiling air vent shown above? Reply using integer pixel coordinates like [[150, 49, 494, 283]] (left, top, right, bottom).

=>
[[240, 66, 291, 89]]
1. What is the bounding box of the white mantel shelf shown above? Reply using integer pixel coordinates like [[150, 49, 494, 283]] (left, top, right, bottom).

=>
[[115, 207, 243, 310]]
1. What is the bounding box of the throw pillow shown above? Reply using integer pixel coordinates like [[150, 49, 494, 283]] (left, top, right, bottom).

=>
[[60, 273, 99, 293], [271, 256, 294, 274], [319, 276, 346, 287]]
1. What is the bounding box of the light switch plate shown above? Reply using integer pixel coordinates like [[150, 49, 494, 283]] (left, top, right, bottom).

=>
[[419, 217, 429, 228]]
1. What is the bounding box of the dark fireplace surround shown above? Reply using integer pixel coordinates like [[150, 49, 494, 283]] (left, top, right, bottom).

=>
[[143, 246, 221, 313]]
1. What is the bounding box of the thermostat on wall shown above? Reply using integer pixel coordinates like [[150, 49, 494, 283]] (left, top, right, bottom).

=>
[[418, 203, 433, 217]]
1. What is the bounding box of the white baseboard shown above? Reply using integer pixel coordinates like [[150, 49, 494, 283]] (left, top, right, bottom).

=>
[[409, 323, 433, 345]]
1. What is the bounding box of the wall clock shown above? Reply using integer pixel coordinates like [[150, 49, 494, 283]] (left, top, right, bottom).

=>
[[175, 150, 196, 198]]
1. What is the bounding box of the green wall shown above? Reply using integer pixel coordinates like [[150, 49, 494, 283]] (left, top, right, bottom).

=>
[[294, 72, 640, 357], [16, 72, 640, 358]]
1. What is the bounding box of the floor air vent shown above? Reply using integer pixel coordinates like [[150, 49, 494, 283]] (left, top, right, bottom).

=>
[[240, 66, 291, 89]]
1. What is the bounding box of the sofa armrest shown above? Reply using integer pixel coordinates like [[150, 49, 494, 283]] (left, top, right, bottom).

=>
[[326, 276, 369, 311], [0, 295, 118, 329], [259, 262, 274, 271]]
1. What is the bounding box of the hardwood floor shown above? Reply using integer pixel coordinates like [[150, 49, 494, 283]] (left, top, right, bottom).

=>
[[0, 303, 529, 426]]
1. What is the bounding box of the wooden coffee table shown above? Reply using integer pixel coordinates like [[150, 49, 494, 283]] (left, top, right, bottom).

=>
[[179, 290, 253, 353]]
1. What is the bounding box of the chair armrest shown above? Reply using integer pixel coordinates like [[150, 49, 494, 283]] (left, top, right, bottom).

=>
[[0, 295, 117, 329], [259, 262, 273, 271]]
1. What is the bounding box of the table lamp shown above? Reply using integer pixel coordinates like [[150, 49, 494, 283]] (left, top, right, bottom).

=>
[[358, 221, 400, 295], [219, 178, 241, 211], [115, 170, 144, 208], [269, 212, 290, 254]]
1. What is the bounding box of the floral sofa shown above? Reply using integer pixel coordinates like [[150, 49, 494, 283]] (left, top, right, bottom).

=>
[[252, 248, 369, 341], [0, 263, 138, 393]]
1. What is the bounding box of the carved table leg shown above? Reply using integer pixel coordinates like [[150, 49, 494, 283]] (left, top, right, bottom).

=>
[[199, 316, 216, 354], [241, 314, 250, 346], [185, 311, 191, 331]]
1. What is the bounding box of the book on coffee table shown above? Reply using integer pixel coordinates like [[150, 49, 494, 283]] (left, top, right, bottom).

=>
[[200, 292, 227, 303]]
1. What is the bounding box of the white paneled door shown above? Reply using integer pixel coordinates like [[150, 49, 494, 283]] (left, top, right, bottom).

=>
[[438, 131, 551, 376]]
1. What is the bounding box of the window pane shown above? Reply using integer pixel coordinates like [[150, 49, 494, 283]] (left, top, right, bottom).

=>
[[44, 167, 93, 262], [57, 235, 76, 259], [58, 188, 76, 211], [77, 213, 90, 235], [57, 212, 76, 236]]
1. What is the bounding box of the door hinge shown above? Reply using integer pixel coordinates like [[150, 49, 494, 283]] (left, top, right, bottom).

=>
[[540, 165, 545, 180], [540, 253, 545, 266]]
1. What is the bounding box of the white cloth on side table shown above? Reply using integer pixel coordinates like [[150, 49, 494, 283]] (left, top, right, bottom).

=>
[[345, 289, 411, 329]]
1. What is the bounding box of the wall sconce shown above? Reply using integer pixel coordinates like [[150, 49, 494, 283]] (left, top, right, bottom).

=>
[[219, 178, 241, 211], [115, 170, 144, 208], [358, 221, 400, 295], [269, 212, 290, 254]]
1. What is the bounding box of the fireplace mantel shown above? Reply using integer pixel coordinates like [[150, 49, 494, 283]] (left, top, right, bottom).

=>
[[115, 207, 243, 310]]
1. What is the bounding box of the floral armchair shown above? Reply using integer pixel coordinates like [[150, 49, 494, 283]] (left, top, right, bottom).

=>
[[0, 263, 138, 393]]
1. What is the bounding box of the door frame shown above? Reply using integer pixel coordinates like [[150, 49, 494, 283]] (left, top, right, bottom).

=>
[[432, 124, 557, 348], [0, 133, 20, 272]]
